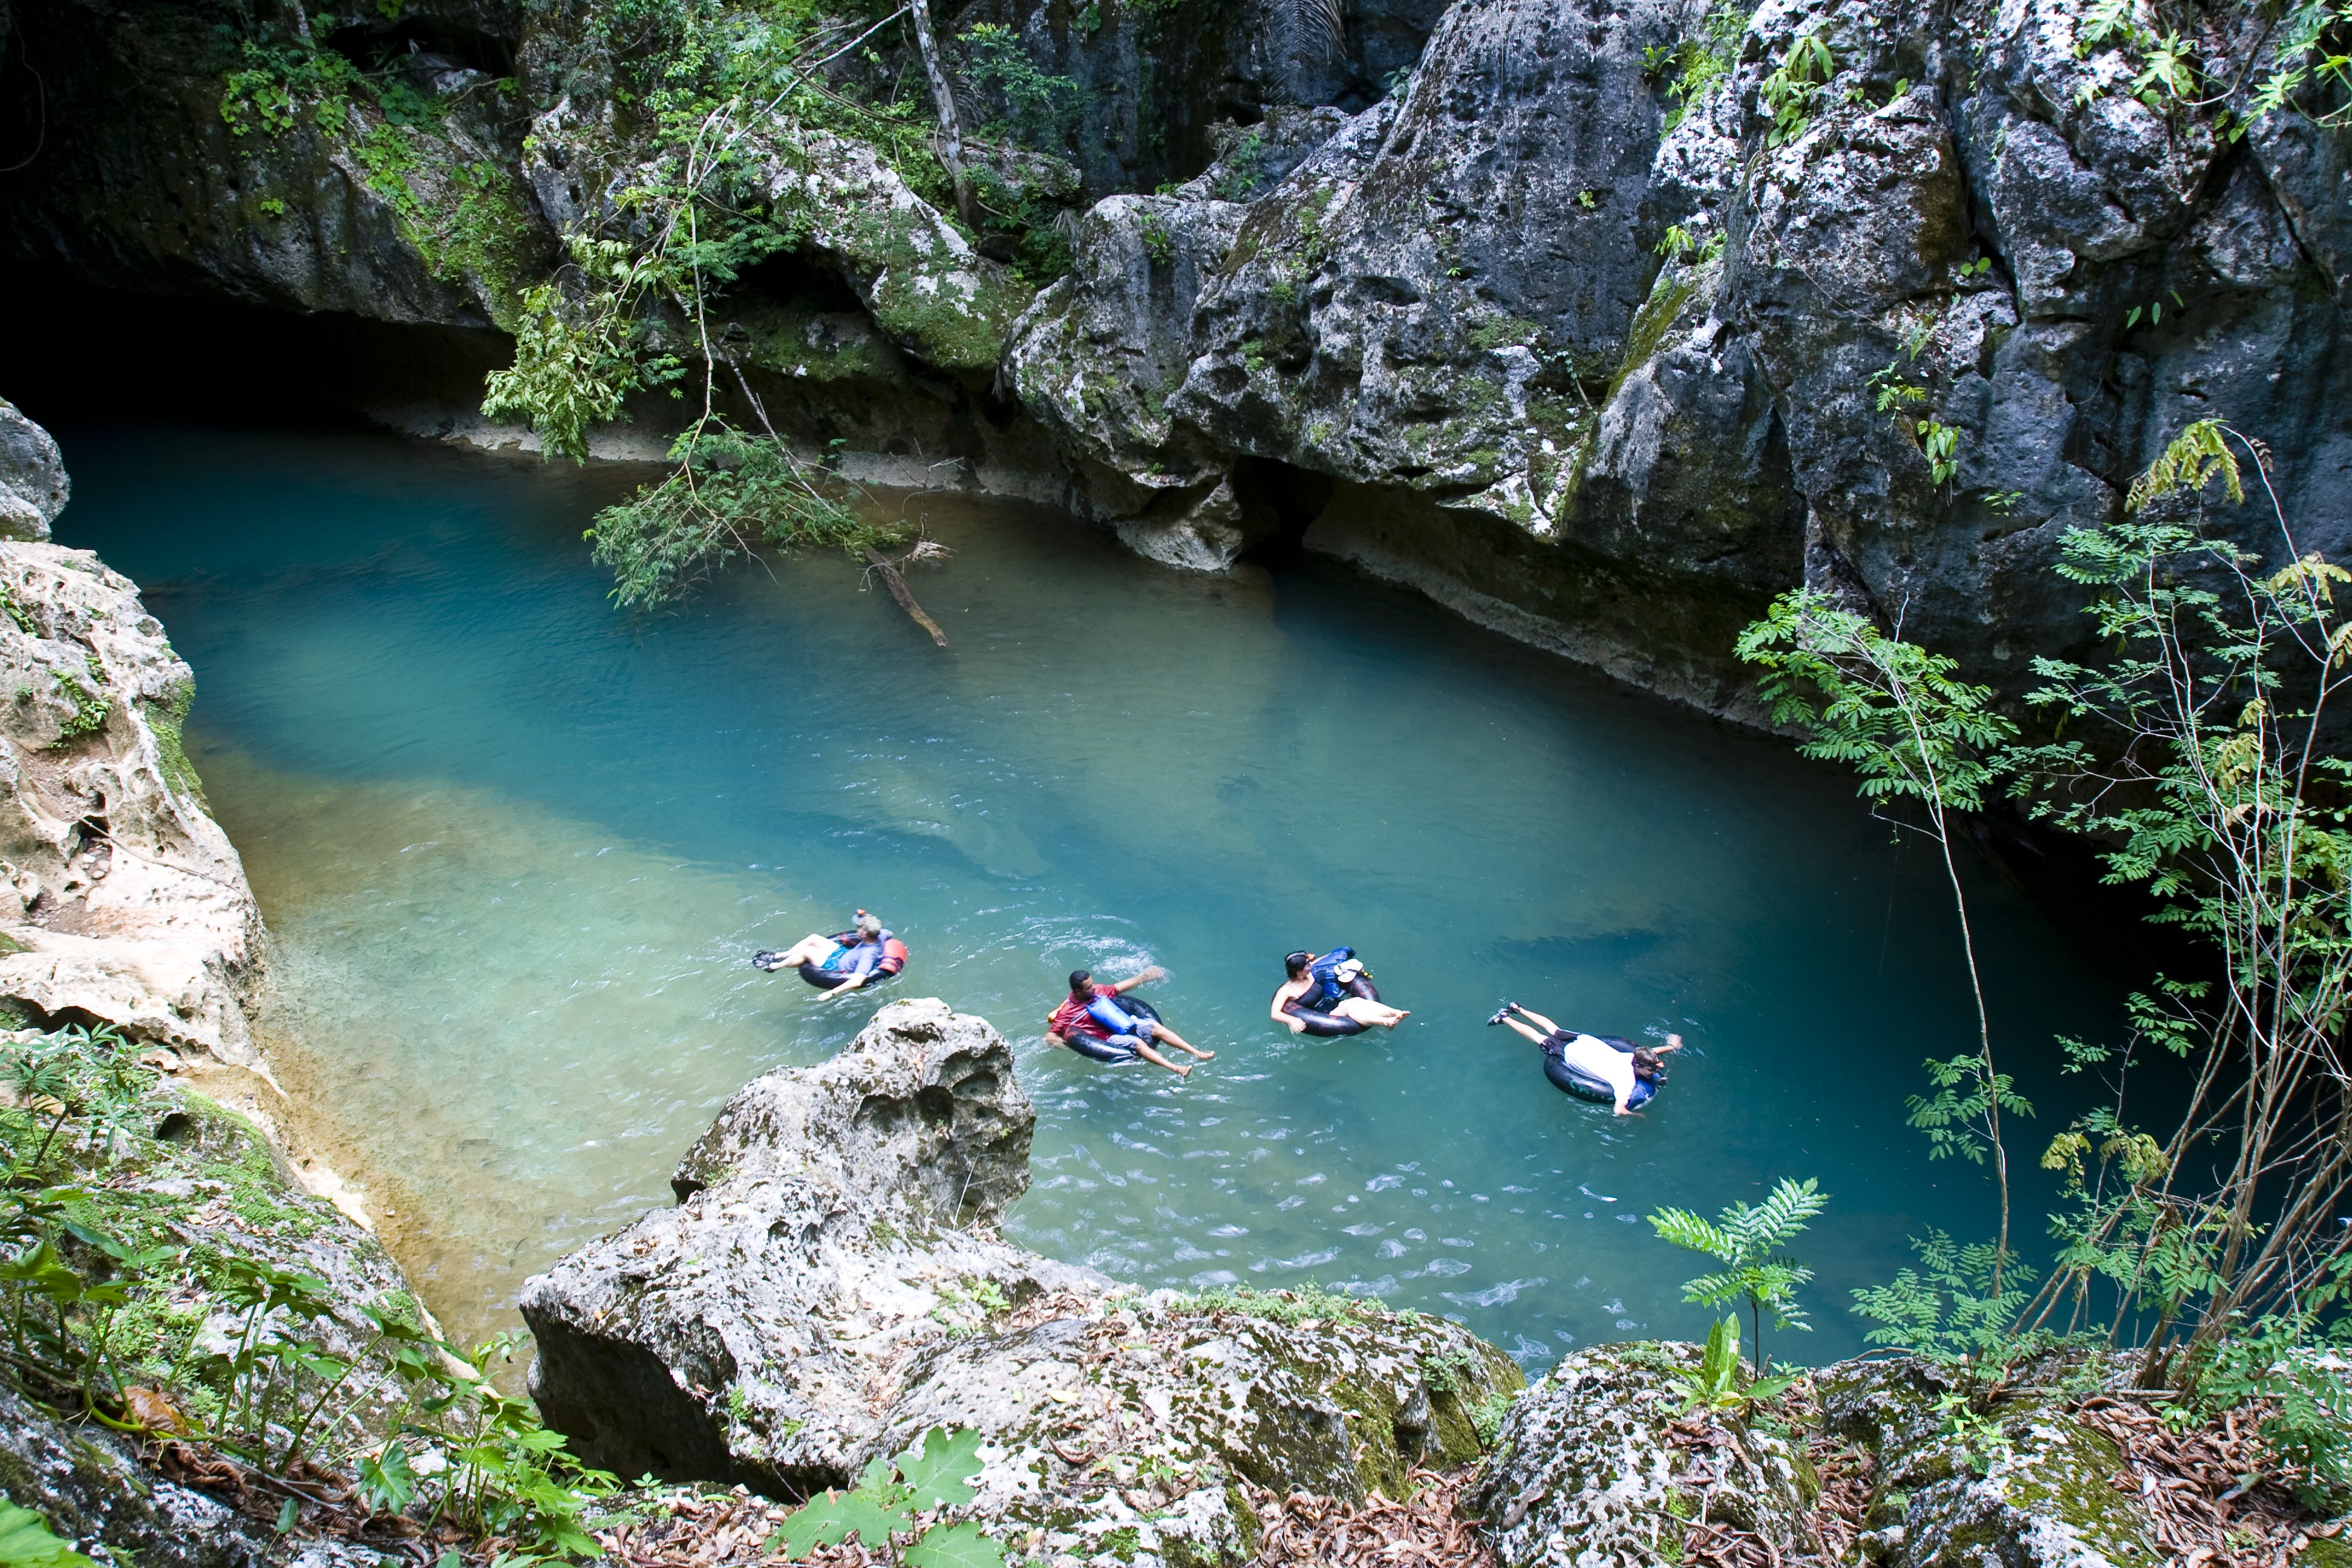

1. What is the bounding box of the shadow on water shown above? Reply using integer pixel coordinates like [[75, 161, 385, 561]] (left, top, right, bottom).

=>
[[44, 416, 2155, 1365]]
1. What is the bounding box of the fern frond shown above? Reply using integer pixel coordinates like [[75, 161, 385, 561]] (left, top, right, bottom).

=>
[[2128, 419, 2241, 512], [1282, 0, 1347, 65]]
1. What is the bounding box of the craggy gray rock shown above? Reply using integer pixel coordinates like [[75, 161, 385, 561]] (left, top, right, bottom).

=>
[[1468, 1342, 1818, 1568], [521, 997, 1523, 1565], [1818, 1357, 2164, 1568], [0, 398, 66, 541], [0, 1382, 390, 1568], [0, 536, 266, 1068], [1005, 0, 2352, 711], [520, 996, 1091, 1493]]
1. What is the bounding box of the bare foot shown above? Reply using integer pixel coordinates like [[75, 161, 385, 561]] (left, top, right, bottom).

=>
[[1173, 1063, 1193, 1079], [1192, 1048, 1217, 1060], [1384, 1011, 1411, 1027]]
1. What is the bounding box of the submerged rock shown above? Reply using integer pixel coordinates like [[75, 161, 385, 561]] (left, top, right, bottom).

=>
[[521, 996, 1521, 1564]]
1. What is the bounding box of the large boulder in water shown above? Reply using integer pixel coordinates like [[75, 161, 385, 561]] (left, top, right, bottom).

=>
[[520, 998, 1523, 1564]]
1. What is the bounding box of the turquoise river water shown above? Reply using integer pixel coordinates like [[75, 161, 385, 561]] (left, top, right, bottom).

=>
[[51, 420, 2127, 1366]]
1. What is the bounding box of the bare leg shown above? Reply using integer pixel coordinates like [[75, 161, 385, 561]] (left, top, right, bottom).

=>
[[774, 934, 837, 968], [1334, 997, 1408, 1028], [1511, 1004, 1564, 1036], [1146, 1024, 1215, 1060], [1134, 1040, 1193, 1077], [1500, 1016, 1550, 1048]]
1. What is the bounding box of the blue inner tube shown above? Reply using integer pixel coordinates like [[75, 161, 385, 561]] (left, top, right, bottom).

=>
[[1065, 996, 1161, 1064], [1543, 1034, 1656, 1108]]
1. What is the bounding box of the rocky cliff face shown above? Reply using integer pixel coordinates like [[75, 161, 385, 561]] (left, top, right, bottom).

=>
[[2, 0, 2345, 711], [0, 405, 264, 1071], [1005, 0, 2352, 710], [522, 997, 1523, 1565]]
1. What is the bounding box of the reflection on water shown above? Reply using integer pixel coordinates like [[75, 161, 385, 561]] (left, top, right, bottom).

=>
[[54, 420, 2121, 1361]]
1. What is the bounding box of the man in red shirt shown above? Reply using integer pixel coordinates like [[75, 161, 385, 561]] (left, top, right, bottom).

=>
[[1047, 965, 1215, 1078]]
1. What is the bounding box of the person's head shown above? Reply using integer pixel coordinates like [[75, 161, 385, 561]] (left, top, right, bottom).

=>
[[1284, 950, 1314, 979], [1632, 1047, 1663, 1079], [854, 911, 883, 939], [1069, 969, 1095, 998]]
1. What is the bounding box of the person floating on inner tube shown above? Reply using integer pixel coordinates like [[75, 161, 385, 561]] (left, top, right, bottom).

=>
[[1272, 949, 1410, 1037], [1047, 966, 1216, 1078], [751, 909, 907, 995], [1490, 1001, 1681, 1116]]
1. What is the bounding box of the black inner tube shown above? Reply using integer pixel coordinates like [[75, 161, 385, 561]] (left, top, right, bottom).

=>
[[1287, 1001, 1367, 1037], [797, 954, 901, 991], [1543, 1034, 1658, 1106], [1064, 994, 1163, 1063]]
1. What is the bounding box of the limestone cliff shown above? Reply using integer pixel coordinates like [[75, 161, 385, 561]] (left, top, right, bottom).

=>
[[1, 0, 2344, 711]]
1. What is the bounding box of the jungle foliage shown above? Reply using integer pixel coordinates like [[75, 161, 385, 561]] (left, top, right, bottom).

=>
[[0, 1025, 615, 1561], [1737, 419, 2352, 1507]]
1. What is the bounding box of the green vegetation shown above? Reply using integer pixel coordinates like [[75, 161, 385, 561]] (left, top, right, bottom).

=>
[[1642, 0, 1749, 128], [1646, 1177, 1827, 1372], [958, 24, 1082, 148], [772, 1426, 1004, 1564], [1759, 22, 1835, 145], [51, 657, 109, 742], [0, 1501, 94, 1568], [0, 1024, 615, 1561], [1671, 1315, 1800, 1414], [1736, 419, 2352, 1509], [586, 423, 889, 611], [1180, 1281, 1368, 1322]]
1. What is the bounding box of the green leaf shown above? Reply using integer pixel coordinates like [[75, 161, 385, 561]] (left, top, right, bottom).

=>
[[903, 1521, 1007, 1568], [774, 1488, 906, 1557], [0, 1503, 96, 1568], [895, 1426, 985, 1511]]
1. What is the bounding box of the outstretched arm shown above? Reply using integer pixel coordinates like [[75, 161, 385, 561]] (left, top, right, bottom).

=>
[[1109, 965, 1166, 995]]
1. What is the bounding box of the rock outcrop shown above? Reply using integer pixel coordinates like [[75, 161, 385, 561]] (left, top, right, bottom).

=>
[[0, 534, 265, 1070], [8, 0, 2343, 711], [1468, 1342, 1820, 1568], [0, 1380, 387, 1568], [0, 399, 67, 541], [1005, 0, 2352, 711], [1818, 1356, 2162, 1568], [521, 996, 1522, 1564]]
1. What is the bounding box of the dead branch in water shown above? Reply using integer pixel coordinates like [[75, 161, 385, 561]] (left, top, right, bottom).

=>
[[862, 548, 949, 647]]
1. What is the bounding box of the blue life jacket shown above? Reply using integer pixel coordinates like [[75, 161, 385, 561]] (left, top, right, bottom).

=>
[[1304, 947, 1356, 1007]]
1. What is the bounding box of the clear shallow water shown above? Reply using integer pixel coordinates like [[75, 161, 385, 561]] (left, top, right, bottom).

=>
[[52, 420, 2125, 1365]]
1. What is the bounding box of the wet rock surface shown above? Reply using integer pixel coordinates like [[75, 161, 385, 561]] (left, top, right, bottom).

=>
[[522, 996, 1522, 1564]]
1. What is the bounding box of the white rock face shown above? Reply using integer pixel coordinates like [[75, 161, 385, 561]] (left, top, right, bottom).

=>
[[0, 446, 263, 1067]]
